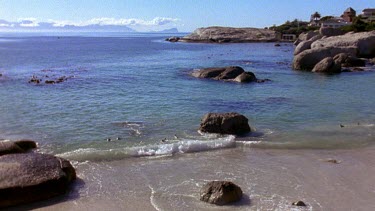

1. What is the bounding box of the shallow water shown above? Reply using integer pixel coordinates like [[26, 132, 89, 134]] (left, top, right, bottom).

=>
[[1, 33, 375, 210], [1, 33, 375, 159]]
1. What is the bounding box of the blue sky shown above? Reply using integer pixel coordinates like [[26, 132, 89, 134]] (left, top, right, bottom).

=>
[[0, 0, 374, 32]]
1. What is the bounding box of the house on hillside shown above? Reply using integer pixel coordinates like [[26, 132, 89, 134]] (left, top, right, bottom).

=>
[[361, 8, 375, 23], [341, 7, 356, 22], [320, 18, 350, 28]]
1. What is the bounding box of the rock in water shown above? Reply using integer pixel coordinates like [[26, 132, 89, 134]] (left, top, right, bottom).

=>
[[200, 181, 243, 205], [0, 153, 76, 208], [233, 72, 257, 83], [312, 57, 341, 73], [199, 112, 251, 135]]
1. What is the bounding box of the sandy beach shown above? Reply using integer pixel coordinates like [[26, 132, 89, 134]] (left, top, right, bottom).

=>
[[9, 145, 375, 211]]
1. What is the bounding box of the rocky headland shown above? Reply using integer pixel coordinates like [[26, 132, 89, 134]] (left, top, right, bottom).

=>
[[293, 30, 375, 73], [166, 26, 279, 43]]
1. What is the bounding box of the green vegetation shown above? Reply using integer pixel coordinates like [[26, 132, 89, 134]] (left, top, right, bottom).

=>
[[340, 17, 375, 32], [269, 19, 319, 36]]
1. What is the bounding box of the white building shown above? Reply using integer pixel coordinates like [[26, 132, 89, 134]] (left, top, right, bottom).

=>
[[362, 8, 375, 22], [320, 18, 350, 28]]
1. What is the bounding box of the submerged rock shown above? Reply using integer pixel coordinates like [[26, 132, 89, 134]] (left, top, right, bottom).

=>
[[0, 153, 76, 208], [199, 112, 251, 135], [200, 181, 243, 205]]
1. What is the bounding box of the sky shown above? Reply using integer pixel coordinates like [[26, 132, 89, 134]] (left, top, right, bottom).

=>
[[0, 0, 374, 32]]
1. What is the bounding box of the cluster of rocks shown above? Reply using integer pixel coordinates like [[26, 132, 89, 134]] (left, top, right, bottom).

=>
[[192, 66, 270, 83], [29, 75, 73, 84], [293, 30, 375, 73], [0, 139, 76, 208], [166, 26, 279, 43]]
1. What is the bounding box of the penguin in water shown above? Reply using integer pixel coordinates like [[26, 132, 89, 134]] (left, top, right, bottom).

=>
[[161, 138, 167, 143]]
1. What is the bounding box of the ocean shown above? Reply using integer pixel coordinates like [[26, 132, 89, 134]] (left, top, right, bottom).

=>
[[1, 32, 375, 210]]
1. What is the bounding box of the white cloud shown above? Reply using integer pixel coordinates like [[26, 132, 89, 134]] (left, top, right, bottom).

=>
[[47, 17, 180, 27]]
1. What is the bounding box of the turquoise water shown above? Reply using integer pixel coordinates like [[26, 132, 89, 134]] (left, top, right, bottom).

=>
[[1, 33, 375, 161]]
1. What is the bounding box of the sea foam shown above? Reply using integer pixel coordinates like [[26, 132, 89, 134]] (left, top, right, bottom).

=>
[[57, 135, 236, 162]]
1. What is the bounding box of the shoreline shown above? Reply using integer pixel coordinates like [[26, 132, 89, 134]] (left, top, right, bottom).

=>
[[11, 146, 375, 210]]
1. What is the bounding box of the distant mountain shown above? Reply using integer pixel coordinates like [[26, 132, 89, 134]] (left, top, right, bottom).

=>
[[0, 20, 136, 32], [152, 28, 179, 33]]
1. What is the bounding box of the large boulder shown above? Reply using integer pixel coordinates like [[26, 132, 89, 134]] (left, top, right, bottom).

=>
[[199, 112, 251, 135], [294, 35, 322, 55], [293, 47, 357, 70], [0, 140, 37, 156], [319, 27, 345, 37], [200, 181, 243, 205], [311, 31, 375, 58], [214, 66, 245, 80], [0, 153, 76, 208], [294, 31, 320, 45], [312, 57, 341, 73]]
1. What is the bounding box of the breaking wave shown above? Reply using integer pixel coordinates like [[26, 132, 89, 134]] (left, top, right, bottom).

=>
[[57, 135, 236, 162]]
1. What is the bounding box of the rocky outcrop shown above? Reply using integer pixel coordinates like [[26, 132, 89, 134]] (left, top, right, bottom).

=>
[[167, 26, 279, 43], [192, 66, 267, 83], [199, 112, 251, 135], [312, 57, 341, 73], [200, 181, 243, 205], [293, 31, 375, 71], [0, 140, 76, 208], [293, 47, 357, 70], [311, 31, 375, 58]]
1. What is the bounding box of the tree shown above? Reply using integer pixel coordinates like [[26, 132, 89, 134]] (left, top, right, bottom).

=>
[[311, 12, 321, 22]]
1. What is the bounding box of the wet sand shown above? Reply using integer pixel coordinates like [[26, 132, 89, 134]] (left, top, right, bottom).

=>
[[11, 146, 375, 211]]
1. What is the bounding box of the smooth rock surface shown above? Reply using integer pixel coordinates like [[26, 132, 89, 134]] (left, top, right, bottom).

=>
[[200, 181, 243, 205], [199, 112, 251, 135], [0, 153, 76, 208]]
